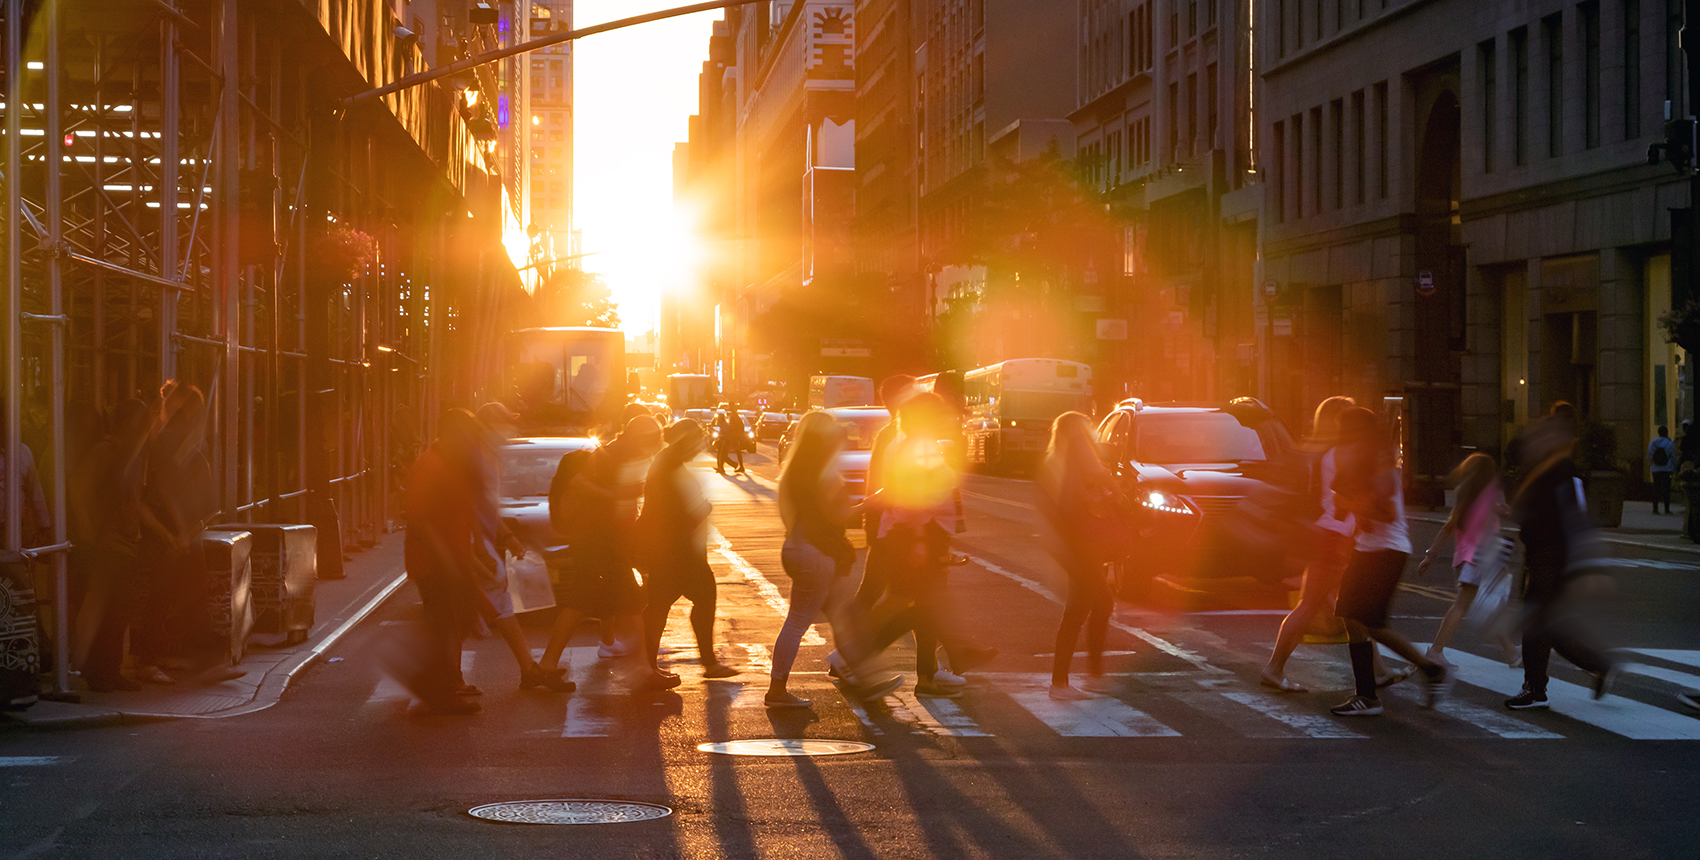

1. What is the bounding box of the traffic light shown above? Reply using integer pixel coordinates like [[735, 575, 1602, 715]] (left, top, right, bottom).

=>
[[1649, 118, 1696, 171]]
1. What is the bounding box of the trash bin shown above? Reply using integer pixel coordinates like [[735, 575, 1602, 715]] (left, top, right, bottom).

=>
[[199, 530, 255, 666], [0, 551, 38, 702], [214, 523, 316, 644]]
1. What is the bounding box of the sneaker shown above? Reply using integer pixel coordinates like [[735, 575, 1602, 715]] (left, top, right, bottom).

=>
[[931, 668, 967, 687], [1505, 689, 1549, 710], [637, 671, 682, 692], [701, 662, 741, 679], [1422, 665, 1453, 709], [1592, 664, 1621, 700], [1081, 674, 1118, 694], [826, 651, 852, 683], [914, 679, 963, 698], [1330, 695, 1383, 716], [764, 692, 811, 709], [1678, 692, 1700, 712], [1048, 684, 1092, 701], [598, 641, 630, 659]]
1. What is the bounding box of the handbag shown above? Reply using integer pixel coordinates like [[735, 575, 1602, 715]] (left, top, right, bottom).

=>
[[1465, 537, 1515, 629]]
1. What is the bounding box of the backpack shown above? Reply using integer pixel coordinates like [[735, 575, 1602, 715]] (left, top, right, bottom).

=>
[[1653, 442, 1670, 468]]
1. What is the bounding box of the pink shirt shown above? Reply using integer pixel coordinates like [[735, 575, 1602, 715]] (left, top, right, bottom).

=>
[[1455, 483, 1502, 567]]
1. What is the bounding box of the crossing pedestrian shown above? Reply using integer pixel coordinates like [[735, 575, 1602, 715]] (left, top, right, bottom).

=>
[[1417, 453, 1521, 667], [1327, 407, 1451, 717], [637, 419, 739, 686], [860, 392, 994, 699], [1261, 396, 1394, 691], [401, 409, 500, 714], [538, 416, 662, 681], [713, 403, 747, 475], [1648, 425, 1677, 515], [1040, 411, 1127, 700], [767, 412, 897, 708], [1504, 415, 1621, 711], [469, 402, 573, 693], [853, 375, 915, 612]]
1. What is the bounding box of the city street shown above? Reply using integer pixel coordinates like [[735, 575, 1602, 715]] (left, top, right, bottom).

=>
[[2, 444, 1696, 859]]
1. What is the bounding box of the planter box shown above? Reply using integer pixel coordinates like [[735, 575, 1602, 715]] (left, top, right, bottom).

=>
[[1586, 471, 1626, 529]]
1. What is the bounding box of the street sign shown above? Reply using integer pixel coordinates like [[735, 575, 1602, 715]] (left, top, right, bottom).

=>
[[1417, 270, 1436, 296], [1263, 280, 1279, 300]]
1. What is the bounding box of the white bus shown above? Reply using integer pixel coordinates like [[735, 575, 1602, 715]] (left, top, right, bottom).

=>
[[808, 375, 876, 409], [962, 358, 1093, 471]]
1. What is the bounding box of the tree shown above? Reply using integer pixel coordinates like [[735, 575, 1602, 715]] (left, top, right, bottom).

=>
[[536, 267, 620, 329]]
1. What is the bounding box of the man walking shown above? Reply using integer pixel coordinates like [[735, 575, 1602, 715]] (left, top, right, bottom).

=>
[[1648, 425, 1677, 515], [713, 404, 746, 475]]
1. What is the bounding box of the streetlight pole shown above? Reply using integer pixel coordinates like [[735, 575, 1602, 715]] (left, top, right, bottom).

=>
[[338, 0, 772, 110]]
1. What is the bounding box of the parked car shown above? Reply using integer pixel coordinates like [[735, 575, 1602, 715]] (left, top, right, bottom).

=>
[[1093, 398, 1294, 600], [495, 436, 600, 609], [757, 411, 790, 441], [824, 406, 890, 502]]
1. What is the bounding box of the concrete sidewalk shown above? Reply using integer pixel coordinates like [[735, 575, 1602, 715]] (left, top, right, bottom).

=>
[[2, 533, 408, 730], [1410, 500, 1700, 554]]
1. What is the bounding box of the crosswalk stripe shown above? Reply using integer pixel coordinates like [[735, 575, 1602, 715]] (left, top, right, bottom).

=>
[[1382, 684, 1564, 739], [885, 688, 993, 737], [1622, 662, 1700, 687], [1217, 691, 1366, 738], [1625, 648, 1700, 671], [1000, 675, 1181, 737], [1169, 691, 1308, 738], [1433, 646, 1700, 740], [0, 757, 67, 766], [709, 526, 825, 646]]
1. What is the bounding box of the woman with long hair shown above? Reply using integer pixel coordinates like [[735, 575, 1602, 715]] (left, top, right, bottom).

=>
[[1328, 407, 1450, 716], [1417, 452, 1519, 666], [1261, 395, 1365, 691], [767, 412, 897, 707], [1040, 411, 1126, 700]]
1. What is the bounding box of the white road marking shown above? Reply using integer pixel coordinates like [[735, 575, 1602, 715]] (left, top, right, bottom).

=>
[[1433, 646, 1700, 740], [1169, 691, 1306, 738], [1009, 689, 1181, 737], [967, 554, 1223, 673], [1625, 648, 1700, 671], [1622, 662, 1700, 687], [0, 757, 68, 766], [886, 688, 993, 737], [1382, 684, 1564, 739], [1217, 691, 1367, 738], [709, 527, 824, 646]]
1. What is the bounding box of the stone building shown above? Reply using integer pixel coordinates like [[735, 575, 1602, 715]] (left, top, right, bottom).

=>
[[1257, 0, 1688, 483], [1070, 0, 1261, 405]]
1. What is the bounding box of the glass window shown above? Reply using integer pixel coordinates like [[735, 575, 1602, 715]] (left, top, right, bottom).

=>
[[832, 412, 891, 450], [498, 444, 583, 497]]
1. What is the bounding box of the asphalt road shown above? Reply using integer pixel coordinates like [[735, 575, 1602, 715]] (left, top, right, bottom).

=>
[[2, 445, 1697, 859]]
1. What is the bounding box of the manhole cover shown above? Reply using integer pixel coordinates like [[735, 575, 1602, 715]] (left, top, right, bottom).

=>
[[467, 799, 673, 825], [696, 738, 876, 757]]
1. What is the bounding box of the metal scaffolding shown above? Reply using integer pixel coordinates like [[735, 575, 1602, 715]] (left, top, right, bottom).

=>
[[0, 0, 506, 696]]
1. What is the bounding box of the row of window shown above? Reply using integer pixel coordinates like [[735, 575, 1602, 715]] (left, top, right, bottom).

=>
[[1086, 63, 1219, 189], [1270, 82, 1390, 222], [1275, 0, 1385, 57], [1082, 0, 1213, 99]]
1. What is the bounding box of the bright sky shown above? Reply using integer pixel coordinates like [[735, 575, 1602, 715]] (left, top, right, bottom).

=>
[[573, 0, 717, 336]]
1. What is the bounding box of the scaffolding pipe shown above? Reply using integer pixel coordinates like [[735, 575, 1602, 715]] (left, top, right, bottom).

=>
[[218, 0, 239, 519], [159, 3, 180, 381], [44, 0, 69, 695], [5, 0, 22, 556]]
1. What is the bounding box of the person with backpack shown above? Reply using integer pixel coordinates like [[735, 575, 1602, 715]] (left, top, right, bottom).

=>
[[1648, 425, 1677, 515], [636, 419, 739, 687]]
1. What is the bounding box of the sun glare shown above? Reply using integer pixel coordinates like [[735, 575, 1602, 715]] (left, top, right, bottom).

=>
[[572, 0, 717, 335]]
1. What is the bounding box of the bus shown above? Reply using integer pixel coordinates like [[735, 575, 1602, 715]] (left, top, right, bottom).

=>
[[808, 375, 876, 409], [504, 327, 627, 435], [666, 373, 717, 417], [961, 358, 1093, 471]]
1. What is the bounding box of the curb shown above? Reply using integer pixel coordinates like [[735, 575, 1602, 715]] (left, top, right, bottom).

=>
[[3, 567, 408, 731]]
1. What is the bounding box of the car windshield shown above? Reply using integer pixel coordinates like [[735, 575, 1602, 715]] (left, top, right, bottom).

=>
[[498, 443, 589, 497], [1134, 413, 1267, 464], [832, 412, 889, 451]]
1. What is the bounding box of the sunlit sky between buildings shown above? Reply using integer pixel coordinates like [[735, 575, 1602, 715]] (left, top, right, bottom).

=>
[[572, 0, 716, 337]]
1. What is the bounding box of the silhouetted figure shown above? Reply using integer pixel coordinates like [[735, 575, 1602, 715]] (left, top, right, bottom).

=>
[[70, 398, 154, 691], [1418, 453, 1520, 667], [1648, 425, 1677, 515], [538, 416, 662, 680], [401, 409, 500, 714], [854, 375, 917, 613], [638, 419, 738, 686], [713, 404, 746, 475], [1040, 411, 1126, 700], [1505, 416, 1620, 710]]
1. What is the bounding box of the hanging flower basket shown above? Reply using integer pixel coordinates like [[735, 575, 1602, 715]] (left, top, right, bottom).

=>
[[309, 222, 376, 282]]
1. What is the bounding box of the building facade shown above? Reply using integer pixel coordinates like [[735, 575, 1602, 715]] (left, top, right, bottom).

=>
[[1257, 0, 1688, 483]]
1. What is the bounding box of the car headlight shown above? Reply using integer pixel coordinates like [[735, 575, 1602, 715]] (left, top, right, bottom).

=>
[[1141, 490, 1195, 515]]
